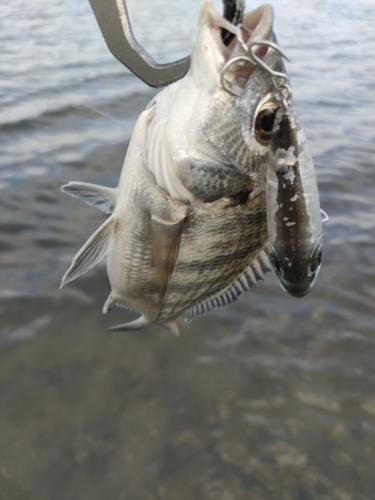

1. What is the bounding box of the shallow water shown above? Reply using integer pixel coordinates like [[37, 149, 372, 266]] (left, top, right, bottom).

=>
[[1, 0, 375, 498]]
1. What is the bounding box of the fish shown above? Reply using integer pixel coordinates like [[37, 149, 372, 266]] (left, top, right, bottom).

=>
[[60, 0, 313, 333], [266, 94, 322, 297]]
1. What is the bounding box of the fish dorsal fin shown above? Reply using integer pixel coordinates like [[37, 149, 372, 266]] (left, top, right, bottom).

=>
[[61, 181, 117, 215], [185, 249, 272, 323], [150, 214, 186, 311], [60, 213, 117, 288]]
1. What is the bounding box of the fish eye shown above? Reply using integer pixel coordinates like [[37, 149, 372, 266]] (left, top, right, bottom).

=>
[[272, 258, 284, 277], [308, 252, 322, 276], [260, 113, 275, 133], [255, 104, 278, 144]]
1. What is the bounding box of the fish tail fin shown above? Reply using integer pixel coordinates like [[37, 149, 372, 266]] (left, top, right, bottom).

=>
[[60, 213, 117, 288], [61, 181, 116, 214], [107, 315, 148, 332], [107, 315, 179, 335]]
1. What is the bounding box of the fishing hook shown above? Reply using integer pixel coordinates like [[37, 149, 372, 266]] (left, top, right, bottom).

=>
[[320, 209, 329, 223], [220, 56, 254, 97], [221, 38, 291, 98], [248, 40, 290, 94], [88, 0, 245, 88]]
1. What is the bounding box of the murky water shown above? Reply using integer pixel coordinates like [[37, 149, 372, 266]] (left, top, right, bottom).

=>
[[1, 0, 375, 498]]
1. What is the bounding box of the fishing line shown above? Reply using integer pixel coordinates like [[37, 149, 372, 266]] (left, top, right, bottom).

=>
[[10, 74, 128, 127], [52, 85, 128, 127]]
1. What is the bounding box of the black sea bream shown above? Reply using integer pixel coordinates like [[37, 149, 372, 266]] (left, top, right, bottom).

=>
[[60, 0, 320, 333]]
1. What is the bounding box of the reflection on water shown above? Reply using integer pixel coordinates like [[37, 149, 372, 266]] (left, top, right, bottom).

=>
[[1, 0, 375, 498]]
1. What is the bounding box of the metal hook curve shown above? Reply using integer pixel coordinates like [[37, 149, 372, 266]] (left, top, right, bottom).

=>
[[220, 56, 254, 97], [88, 0, 190, 88], [248, 40, 290, 90], [89, 0, 245, 88], [220, 39, 292, 97]]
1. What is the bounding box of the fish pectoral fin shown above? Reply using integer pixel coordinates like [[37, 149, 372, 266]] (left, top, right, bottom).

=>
[[150, 214, 186, 310], [147, 190, 189, 312], [177, 161, 254, 202], [61, 181, 117, 215], [60, 213, 117, 288], [107, 315, 148, 332]]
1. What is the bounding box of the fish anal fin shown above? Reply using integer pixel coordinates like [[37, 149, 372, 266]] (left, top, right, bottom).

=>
[[258, 249, 273, 273], [60, 213, 117, 288], [185, 248, 272, 323], [185, 286, 240, 323], [150, 215, 186, 311], [61, 181, 116, 215]]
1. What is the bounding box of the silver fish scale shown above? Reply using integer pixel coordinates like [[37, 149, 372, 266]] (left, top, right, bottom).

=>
[[199, 93, 255, 170], [156, 191, 267, 321], [107, 182, 160, 316]]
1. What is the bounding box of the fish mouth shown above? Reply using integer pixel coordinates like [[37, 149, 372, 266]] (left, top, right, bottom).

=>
[[279, 280, 314, 298], [225, 3, 274, 55], [273, 261, 319, 297], [274, 260, 322, 297], [220, 2, 275, 93], [197, 0, 274, 90], [270, 244, 322, 298]]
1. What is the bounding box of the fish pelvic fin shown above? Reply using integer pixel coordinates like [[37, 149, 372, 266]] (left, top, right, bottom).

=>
[[61, 181, 117, 215], [60, 213, 117, 288], [162, 320, 180, 337], [107, 315, 148, 332], [102, 293, 136, 314]]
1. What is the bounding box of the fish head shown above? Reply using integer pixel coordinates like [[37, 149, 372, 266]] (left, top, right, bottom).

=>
[[235, 52, 288, 165], [148, 1, 283, 204], [221, 5, 290, 174], [187, 1, 287, 176], [270, 241, 322, 297], [267, 104, 323, 297]]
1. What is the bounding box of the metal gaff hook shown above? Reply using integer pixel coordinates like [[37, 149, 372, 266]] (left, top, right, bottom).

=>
[[88, 0, 245, 88]]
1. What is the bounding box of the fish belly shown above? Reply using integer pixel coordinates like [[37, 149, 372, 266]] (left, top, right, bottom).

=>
[[157, 191, 267, 321]]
